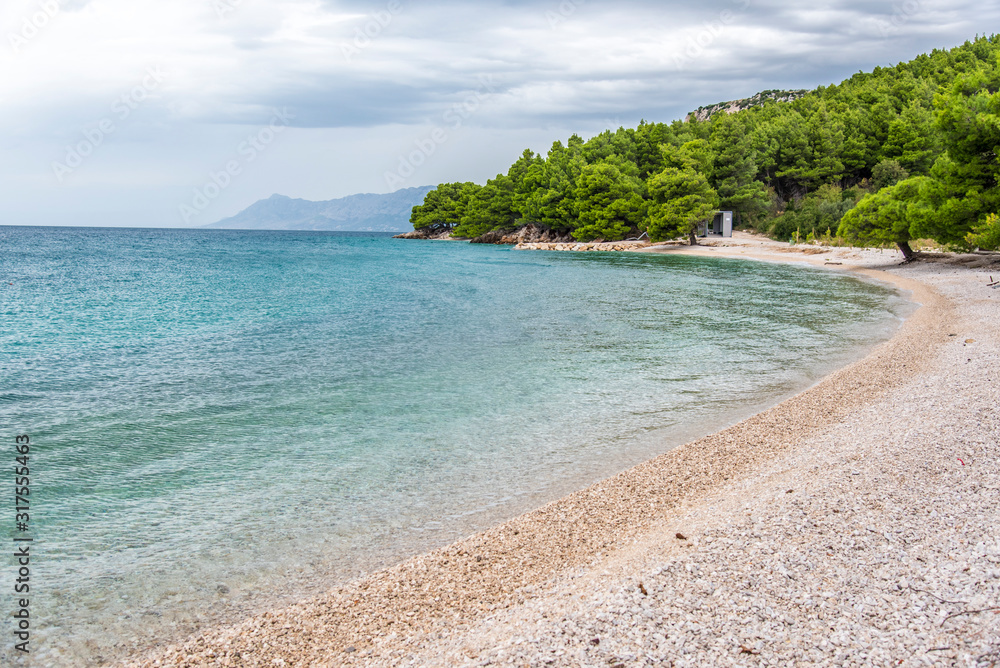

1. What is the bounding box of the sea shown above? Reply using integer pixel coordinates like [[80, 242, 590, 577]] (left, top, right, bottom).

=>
[[0, 227, 912, 666]]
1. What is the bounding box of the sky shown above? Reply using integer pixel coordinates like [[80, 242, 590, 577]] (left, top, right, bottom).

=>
[[0, 0, 996, 228]]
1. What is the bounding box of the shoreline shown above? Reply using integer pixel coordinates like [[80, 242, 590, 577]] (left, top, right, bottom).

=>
[[124, 241, 999, 667], [420, 256, 999, 666]]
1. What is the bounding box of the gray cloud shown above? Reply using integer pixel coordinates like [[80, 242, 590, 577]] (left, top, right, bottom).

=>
[[202, 0, 999, 130], [2, 0, 996, 227]]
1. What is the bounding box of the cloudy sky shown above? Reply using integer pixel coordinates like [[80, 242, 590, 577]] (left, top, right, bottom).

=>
[[0, 0, 994, 227]]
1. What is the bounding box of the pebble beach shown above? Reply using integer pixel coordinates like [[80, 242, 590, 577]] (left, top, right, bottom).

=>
[[125, 238, 1000, 667]]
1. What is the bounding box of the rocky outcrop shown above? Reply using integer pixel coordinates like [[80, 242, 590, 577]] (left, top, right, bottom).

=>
[[469, 224, 575, 245], [392, 227, 457, 240], [686, 89, 808, 123], [395, 223, 631, 246], [516, 240, 652, 252]]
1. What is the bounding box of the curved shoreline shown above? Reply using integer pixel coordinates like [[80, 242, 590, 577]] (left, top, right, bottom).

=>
[[120, 243, 991, 667]]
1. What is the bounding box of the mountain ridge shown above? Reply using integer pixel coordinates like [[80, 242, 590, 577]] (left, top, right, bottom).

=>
[[203, 185, 434, 231]]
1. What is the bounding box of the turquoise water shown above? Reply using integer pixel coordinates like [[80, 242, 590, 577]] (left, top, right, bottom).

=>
[[0, 227, 909, 666]]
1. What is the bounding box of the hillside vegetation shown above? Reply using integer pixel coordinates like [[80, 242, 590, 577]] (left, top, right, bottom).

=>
[[409, 36, 1000, 255]]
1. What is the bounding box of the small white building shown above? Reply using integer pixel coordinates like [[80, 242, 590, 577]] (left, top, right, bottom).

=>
[[699, 211, 733, 237]]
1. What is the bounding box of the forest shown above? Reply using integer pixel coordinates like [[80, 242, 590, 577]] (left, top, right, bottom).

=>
[[409, 35, 1000, 256]]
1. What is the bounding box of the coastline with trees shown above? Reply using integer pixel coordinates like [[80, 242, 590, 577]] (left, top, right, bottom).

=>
[[403, 35, 1000, 259]]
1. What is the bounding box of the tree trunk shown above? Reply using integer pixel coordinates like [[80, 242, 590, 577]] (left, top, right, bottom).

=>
[[897, 240, 915, 262], [689, 230, 699, 246]]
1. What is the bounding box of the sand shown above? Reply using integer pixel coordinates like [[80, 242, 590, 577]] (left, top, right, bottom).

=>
[[124, 237, 1000, 667]]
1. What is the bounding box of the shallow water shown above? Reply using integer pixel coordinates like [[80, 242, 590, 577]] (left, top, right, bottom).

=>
[[0, 227, 910, 666]]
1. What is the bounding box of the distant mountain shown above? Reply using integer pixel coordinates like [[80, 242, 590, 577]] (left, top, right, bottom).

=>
[[203, 186, 435, 232]]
